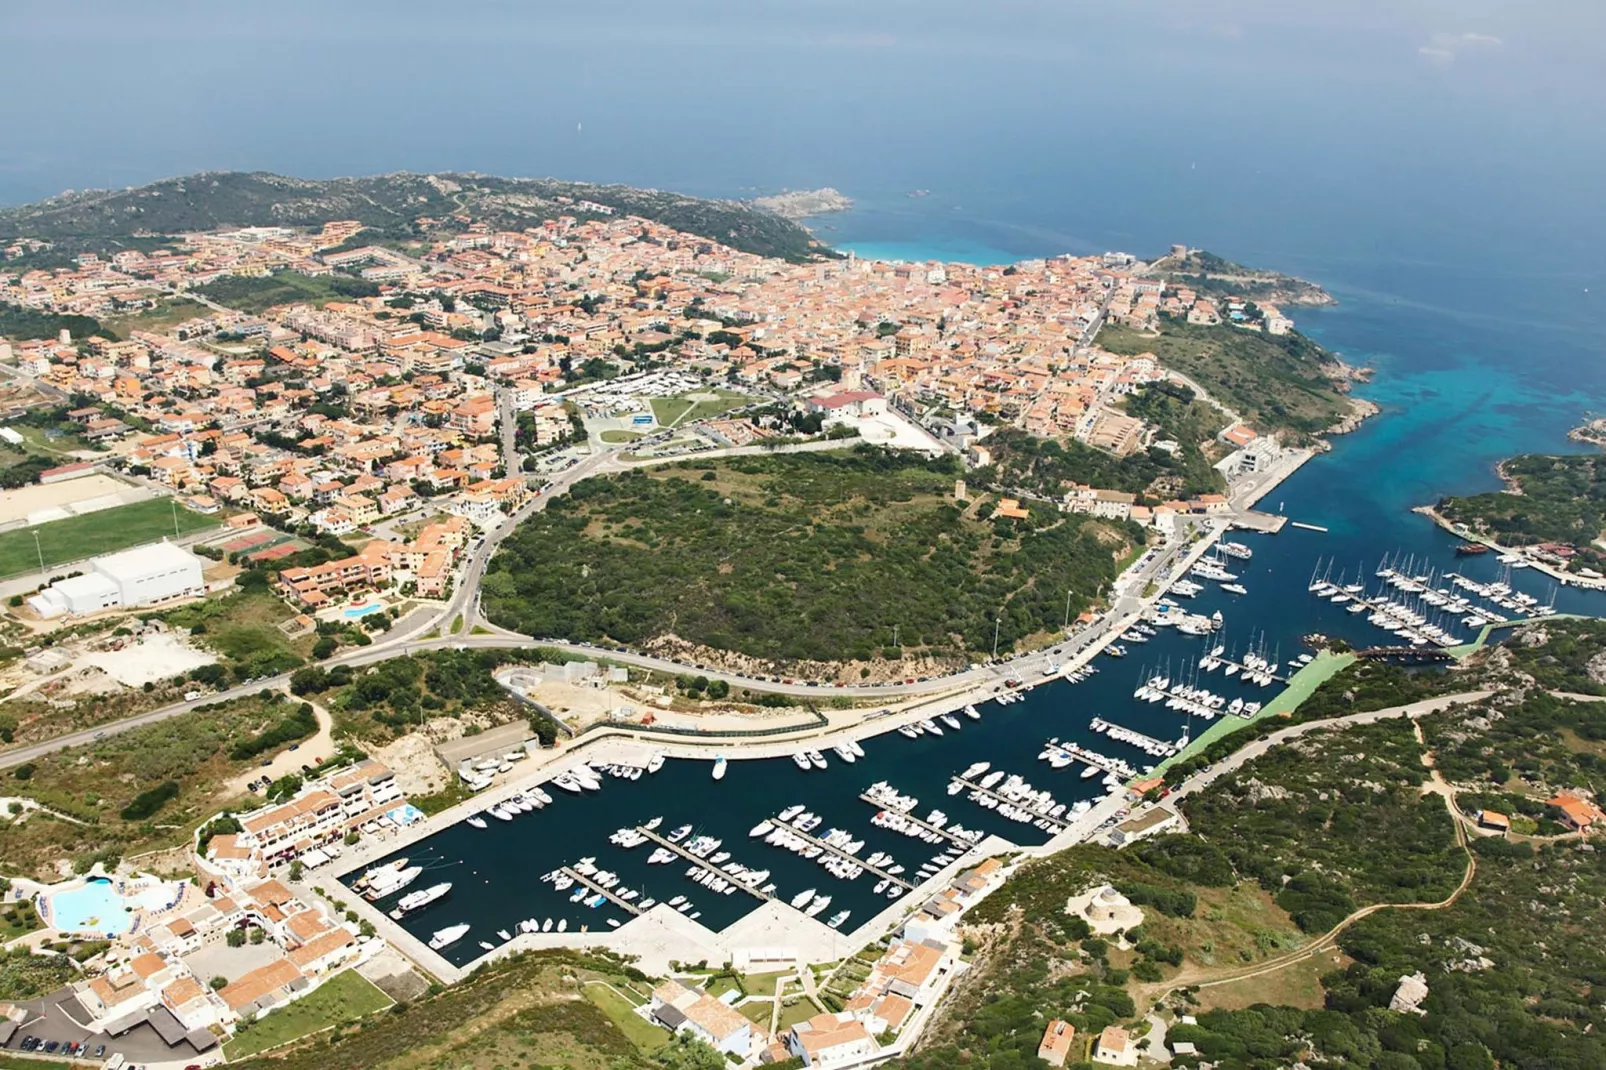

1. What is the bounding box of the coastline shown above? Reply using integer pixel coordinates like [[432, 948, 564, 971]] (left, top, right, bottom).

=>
[[1413, 504, 1606, 590]]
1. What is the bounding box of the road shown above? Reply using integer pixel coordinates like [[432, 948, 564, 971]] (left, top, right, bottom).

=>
[[0, 414, 1275, 773], [1164, 689, 1496, 806]]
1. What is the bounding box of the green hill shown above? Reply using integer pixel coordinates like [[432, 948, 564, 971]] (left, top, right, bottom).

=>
[[0, 170, 828, 263]]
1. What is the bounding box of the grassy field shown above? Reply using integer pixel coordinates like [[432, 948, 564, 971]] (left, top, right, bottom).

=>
[[0, 900, 42, 942], [1193, 949, 1349, 1013], [100, 297, 210, 336], [599, 429, 645, 444], [0, 497, 215, 577], [582, 982, 667, 1054], [162, 588, 310, 679], [194, 271, 378, 315], [648, 388, 749, 428], [225, 970, 393, 1060], [777, 997, 824, 1030]]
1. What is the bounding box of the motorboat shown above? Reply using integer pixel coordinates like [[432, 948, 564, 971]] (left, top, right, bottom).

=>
[[390, 882, 452, 918], [429, 923, 470, 949], [712, 756, 728, 780], [466, 815, 488, 829]]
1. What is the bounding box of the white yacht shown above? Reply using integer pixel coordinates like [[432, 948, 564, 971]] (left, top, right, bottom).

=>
[[429, 923, 470, 949]]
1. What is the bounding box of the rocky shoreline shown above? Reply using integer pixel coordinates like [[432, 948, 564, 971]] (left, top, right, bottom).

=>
[[750, 187, 854, 220]]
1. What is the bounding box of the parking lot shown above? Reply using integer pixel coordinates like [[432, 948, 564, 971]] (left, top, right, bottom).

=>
[[2, 990, 191, 1066]]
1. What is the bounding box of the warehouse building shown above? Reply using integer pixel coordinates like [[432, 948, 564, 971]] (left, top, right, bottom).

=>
[[28, 541, 206, 619]]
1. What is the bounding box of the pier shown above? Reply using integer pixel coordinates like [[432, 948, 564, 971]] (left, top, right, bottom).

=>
[[950, 777, 1070, 831], [768, 820, 914, 891], [1290, 521, 1329, 533], [1039, 744, 1133, 779], [633, 827, 775, 903], [559, 866, 642, 916], [1355, 646, 1456, 664], [1201, 658, 1288, 684], [856, 793, 970, 847], [1089, 718, 1179, 757]]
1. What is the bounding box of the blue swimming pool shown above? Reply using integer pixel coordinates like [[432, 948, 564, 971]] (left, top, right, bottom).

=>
[[48, 879, 133, 935], [46, 878, 179, 935], [342, 603, 384, 619]]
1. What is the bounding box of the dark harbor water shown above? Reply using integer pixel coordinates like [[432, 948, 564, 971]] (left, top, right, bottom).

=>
[[349, 506, 1603, 969]]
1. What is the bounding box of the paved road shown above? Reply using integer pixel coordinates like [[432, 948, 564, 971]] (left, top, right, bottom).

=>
[[0, 427, 1263, 772], [1165, 689, 1496, 805]]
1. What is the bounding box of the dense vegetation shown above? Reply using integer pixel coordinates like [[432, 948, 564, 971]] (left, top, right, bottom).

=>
[[0, 300, 107, 341], [0, 171, 827, 263], [1182, 717, 1466, 932], [976, 384, 1226, 501], [1099, 321, 1349, 439], [1498, 616, 1606, 695], [483, 449, 1139, 664], [1424, 688, 1606, 801], [0, 693, 306, 879], [195, 270, 380, 314], [1437, 453, 1606, 554]]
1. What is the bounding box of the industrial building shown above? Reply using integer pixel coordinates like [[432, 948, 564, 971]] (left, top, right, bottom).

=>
[[28, 541, 206, 619]]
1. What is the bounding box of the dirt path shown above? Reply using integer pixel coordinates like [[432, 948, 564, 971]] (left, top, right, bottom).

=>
[[1139, 724, 1479, 1005], [223, 696, 334, 796]]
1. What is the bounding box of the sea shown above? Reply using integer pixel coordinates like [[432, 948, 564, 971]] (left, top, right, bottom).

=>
[[5, 1, 1604, 961]]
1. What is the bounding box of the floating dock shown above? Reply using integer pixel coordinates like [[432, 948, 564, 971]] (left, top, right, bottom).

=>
[[1290, 521, 1328, 533], [560, 866, 642, 916], [950, 777, 1070, 830], [1090, 717, 1180, 757], [634, 827, 774, 902], [856, 793, 970, 847], [767, 819, 914, 891]]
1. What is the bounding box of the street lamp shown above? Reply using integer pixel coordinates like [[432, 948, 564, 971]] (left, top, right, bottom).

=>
[[32, 530, 44, 574], [992, 614, 1002, 661]]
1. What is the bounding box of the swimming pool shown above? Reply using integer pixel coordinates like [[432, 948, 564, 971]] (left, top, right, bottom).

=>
[[46, 878, 179, 936], [342, 603, 384, 619]]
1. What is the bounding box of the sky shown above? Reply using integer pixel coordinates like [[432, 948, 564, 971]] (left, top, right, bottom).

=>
[[1, 0, 1600, 209]]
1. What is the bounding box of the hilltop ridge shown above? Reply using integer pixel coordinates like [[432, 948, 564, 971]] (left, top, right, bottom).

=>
[[0, 170, 829, 264]]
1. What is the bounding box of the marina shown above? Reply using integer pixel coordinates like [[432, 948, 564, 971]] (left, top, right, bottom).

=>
[[633, 826, 775, 903], [556, 865, 643, 916], [856, 793, 971, 847], [949, 775, 1071, 831], [329, 504, 1606, 974]]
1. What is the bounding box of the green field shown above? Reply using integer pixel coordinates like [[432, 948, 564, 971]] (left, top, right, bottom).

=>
[[224, 970, 392, 1060], [599, 429, 646, 444], [0, 497, 216, 577], [582, 983, 667, 1054], [194, 270, 379, 315], [648, 388, 750, 428]]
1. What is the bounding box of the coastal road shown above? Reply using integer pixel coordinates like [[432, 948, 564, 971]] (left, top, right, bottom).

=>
[[0, 430, 1269, 771], [1163, 689, 1496, 806]]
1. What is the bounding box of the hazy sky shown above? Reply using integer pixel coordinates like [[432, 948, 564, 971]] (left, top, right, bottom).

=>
[[1, 0, 1599, 205]]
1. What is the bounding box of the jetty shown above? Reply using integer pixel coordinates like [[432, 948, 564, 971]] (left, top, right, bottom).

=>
[[633, 826, 775, 903], [1203, 657, 1288, 684], [1039, 744, 1133, 779], [949, 777, 1070, 831], [560, 866, 642, 916], [771, 821, 913, 891], [856, 793, 970, 847], [1354, 646, 1456, 664], [1290, 521, 1329, 533], [1089, 717, 1179, 757]]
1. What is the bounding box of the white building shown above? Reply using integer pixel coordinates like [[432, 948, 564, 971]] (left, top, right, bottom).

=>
[[28, 540, 206, 619], [649, 980, 752, 1057]]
